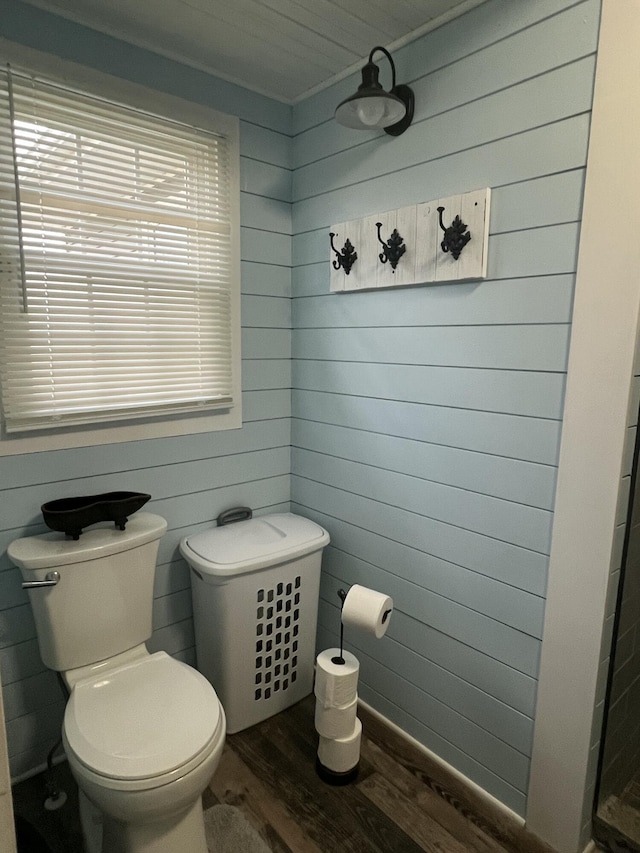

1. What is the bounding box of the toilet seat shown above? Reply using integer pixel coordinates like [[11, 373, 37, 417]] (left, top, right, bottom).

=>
[[64, 651, 222, 789]]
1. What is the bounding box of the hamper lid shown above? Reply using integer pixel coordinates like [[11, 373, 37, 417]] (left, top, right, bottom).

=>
[[179, 513, 329, 577]]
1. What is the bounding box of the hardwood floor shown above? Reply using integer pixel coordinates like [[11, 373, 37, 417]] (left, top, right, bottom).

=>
[[13, 694, 559, 852], [205, 695, 557, 853]]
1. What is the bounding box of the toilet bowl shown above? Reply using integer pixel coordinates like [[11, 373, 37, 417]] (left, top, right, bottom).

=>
[[63, 652, 226, 853], [62, 650, 225, 853], [8, 513, 226, 853]]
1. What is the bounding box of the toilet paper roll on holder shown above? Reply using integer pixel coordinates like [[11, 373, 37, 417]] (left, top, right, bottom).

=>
[[334, 587, 392, 665]]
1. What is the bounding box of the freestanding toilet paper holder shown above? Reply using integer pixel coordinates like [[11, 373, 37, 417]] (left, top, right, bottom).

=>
[[314, 586, 393, 786]]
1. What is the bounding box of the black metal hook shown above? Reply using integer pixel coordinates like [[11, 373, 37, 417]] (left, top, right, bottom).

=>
[[329, 232, 357, 275], [375, 222, 406, 272], [437, 206, 471, 260]]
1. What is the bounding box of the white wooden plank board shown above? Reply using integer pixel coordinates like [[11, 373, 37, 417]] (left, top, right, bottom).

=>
[[353, 678, 527, 816], [241, 228, 291, 266], [291, 390, 562, 465], [242, 295, 291, 328], [241, 158, 291, 203], [242, 359, 291, 391], [291, 419, 557, 509], [242, 328, 291, 360], [240, 194, 291, 235], [294, 276, 576, 325], [293, 360, 566, 419], [321, 539, 545, 639], [293, 447, 553, 554], [317, 617, 532, 790], [293, 115, 591, 234], [292, 477, 548, 602], [293, 0, 584, 132], [0, 641, 44, 687], [241, 262, 291, 298], [293, 57, 596, 203], [319, 568, 534, 755], [294, 0, 599, 168], [292, 325, 569, 371]]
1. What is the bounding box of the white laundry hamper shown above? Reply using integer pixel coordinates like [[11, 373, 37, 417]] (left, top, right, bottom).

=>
[[180, 511, 330, 733]]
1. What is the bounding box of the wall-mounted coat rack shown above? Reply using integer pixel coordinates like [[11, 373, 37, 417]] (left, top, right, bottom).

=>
[[329, 187, 490, 293]]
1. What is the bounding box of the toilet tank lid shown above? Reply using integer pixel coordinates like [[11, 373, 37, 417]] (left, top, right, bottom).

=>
[[179, 513, 329, 577], [8, 512, 167, 570]]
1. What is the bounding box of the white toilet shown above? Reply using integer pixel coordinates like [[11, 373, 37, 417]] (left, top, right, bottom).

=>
[[8, 512, 226, 853]]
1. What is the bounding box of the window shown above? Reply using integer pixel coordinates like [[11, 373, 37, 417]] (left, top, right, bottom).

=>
[[0, 59, 240, 450]]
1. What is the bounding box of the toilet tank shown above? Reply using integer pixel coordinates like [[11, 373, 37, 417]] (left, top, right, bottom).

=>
[[8, 513, 167, 672]]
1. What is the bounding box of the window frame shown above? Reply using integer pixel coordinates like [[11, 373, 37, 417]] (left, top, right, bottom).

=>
[[0, 39, 242, 457]]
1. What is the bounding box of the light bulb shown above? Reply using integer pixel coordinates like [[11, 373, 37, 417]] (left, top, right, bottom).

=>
[[355, 98, 386, 127]]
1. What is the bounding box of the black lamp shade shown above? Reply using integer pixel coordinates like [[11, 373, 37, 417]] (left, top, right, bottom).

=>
[[335, 55, 414, 135]]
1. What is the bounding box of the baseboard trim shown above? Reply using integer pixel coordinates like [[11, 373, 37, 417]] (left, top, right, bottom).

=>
[[358, 697, 525, 827]]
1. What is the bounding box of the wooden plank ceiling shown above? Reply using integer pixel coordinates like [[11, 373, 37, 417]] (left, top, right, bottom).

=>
[[20, 0, 485, 102]]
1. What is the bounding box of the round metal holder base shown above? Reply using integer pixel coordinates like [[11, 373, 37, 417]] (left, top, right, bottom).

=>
[[384, 84, 414, 136], [315, 756, 360, 786]]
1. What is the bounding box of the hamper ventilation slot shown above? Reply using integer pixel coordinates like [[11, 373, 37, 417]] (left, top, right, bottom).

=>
[[254, 576, 301, 701]]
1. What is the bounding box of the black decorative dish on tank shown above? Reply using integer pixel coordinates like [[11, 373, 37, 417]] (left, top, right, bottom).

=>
[[41, 491, 151, 540]]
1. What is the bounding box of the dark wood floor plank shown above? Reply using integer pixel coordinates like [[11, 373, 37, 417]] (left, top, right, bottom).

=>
[[210, 744, 321, 853], [358, 770, 472, 853], [230, 703, 427, 853], [359, 737, 507, 853], [358, 704, 556, 853]]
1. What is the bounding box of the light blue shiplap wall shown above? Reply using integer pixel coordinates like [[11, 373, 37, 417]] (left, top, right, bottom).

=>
[[291, 0, 600, 816], [0, 1, 292, 780]]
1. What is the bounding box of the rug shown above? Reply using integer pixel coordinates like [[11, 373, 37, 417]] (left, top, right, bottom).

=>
[[204, 804, 271, 853]]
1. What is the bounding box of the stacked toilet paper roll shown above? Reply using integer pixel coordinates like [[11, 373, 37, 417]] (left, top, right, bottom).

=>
[[314, 648, 361, 783], [314, 649, 359, 739], [314, 585, 393, 785]]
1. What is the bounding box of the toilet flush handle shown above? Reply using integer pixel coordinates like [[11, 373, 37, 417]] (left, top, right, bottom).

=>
[[22, 571, 60, 589]]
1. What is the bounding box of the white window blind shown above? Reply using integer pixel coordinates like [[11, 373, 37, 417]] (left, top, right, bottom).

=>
[[0, 65, 236, 434]]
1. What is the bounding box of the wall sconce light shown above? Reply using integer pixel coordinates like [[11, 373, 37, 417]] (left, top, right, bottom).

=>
[[335, 46, 414, 136]]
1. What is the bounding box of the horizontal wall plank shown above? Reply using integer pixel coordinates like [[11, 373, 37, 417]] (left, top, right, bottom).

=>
[[6, 701, 65, 776], [317, 606, 531, 790], [243, 389, 291, 421], [293, 448, 552, 554], [241, 227, 291, 266], [317, 620, 530, 805], [293, 275, 575, 325], [292, 325, 570, 372], [153, 560, 190, 600], [293, 0, 586, 132], [242, 359, 291, 391], [293, 57, 595, 203], [293, 477, 548, 599], [0, 418, 289, 495], [319, 580, 534, 755], [295, 1, 598, 168], [1, 448, 290, 532], [240, 121, 291, 169], [2, 669, 61, 722], [293, 360, 566, 419], [293, 114, 590, 234], [241, 261, 291, 298], [241, 157, 291, 203], [320, 538, 544, 644], [242, 328, 291, 360], [0, 639, 44, 687], [491, 171, 585, 234], [242, 295, 291, 328], [292, 390, 561, 465], [292, 420, 556, 510], [240, 193, 291, 235], [147, 618, 194, 657], [152, 589, 192, 632]]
